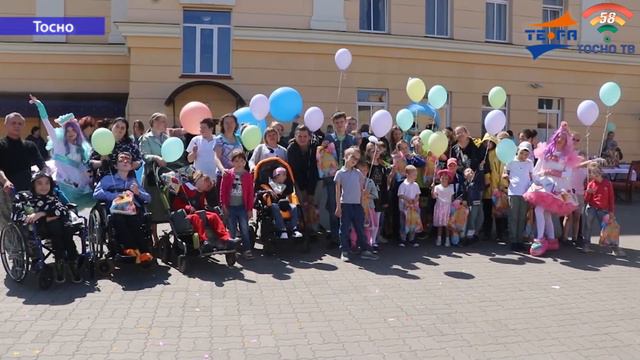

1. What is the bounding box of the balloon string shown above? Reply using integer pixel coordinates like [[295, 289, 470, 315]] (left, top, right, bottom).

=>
[[599, 108, 611, 157], [335, 71, 344, 112], [586, 126, 591, 182]]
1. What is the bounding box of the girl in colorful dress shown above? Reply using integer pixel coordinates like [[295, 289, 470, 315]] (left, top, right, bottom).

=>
[[432, 169, 454, 247], [523, 122, 579, 256], [398, 165, 422, 247], [29, 95, 93, 207]]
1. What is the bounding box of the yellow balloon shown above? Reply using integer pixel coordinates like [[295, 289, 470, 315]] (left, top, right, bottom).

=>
[[406, 78, 426, 103], [428, 131, 448, 157]]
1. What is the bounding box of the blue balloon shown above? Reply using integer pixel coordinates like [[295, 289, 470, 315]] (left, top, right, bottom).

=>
[[496, 139, 518, 164], [234, 107, 267, 135], [406, 102, 441, 130], [269, 87, 303, 123], [161, 137, 185, 163]]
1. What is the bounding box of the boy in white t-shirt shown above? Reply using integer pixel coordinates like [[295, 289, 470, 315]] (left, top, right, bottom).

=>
[[186, 118, 225, 179], [398, 165, 422, 247], [503, 141, 534, 251]]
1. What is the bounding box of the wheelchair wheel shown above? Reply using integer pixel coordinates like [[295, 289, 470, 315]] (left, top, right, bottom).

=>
[[158, 236, 172, 264], [225, 252, 237, 267], [88, 206, 107, 261], [176, 254, 188, 273], [1, 224, 29, 283], [96, 259, 113, 277], [38, 265, 54, 290]]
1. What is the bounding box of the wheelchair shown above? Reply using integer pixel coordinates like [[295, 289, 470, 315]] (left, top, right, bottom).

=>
[[87, 201, 155, 277], [0, 204, 90, 290]]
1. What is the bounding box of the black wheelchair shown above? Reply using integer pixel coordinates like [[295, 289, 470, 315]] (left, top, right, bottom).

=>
[[87, 201, 155, 277], [0, 204, 90, 290]]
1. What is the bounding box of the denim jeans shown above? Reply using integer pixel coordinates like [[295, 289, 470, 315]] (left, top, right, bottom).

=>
[[270, 204, 299, 231], [582, 205, 608, 246], [339, 203, 369, 252], [324, 178, 339, 239], [227, 205, 251, 250]]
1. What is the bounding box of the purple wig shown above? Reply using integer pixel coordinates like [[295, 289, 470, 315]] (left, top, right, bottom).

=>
[[543, 121, 575, 159], [63, 120, 89, 158]]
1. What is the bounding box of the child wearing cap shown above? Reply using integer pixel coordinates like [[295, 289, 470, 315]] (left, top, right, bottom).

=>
[[504, 141, 534, 251], [432, 169, 455, 247]]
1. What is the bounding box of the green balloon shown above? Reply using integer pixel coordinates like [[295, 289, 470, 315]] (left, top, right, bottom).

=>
[[241, 125, 261, 151], [488, 86, 507, 109], [599, 82, 621, 107], [91, 128, 115, 156], [396, 109, 414, 132]]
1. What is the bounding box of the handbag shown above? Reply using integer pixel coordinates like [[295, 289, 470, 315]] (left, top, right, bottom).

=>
[[110, 192, 137, 216]]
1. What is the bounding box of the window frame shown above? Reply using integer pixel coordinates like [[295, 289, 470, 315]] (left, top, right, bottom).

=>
[[485, 0, 510, 43], [356, 89, 389, 125], [426, 0, 451, 38], [481, 94, 509, 135], [359, 0, 389, 33], [536, 97, 563, 142], [542, 0, 565, 45], [182, 10, 233, 76]]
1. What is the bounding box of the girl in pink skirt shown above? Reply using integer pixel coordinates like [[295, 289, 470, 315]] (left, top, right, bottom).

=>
[[432, 169, 455, 247]]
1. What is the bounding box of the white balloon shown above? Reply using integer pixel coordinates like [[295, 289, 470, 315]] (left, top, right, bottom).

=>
[[368, 135, 378, 144], [370, 110, 393, 138], [577, 100, 600, 127], [303, 106, 324, 132], [334, 48, 352, 71], [484, 110, 506, 135], [249, 94, 269, 120]]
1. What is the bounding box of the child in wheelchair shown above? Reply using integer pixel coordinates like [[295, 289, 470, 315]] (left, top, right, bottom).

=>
[[169, 170, 236, 253], [12, 171, 82, 283], [259, 167, 303, 239], [93, 152, 153, 264]]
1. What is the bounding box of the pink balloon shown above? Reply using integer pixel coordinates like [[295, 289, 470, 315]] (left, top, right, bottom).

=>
[[179, 102, 212, 135]]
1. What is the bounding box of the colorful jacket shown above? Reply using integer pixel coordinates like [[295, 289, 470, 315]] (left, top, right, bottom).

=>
[[219, 169, 254, 210], [12, 191, 69, 224]]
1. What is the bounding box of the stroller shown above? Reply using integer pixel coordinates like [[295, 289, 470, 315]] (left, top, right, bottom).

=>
[[153, 164, 240, 273], [251, 157, 309, 254]]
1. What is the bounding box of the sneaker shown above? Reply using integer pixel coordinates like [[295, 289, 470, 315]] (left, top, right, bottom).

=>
[[360, 250, 379, 260], [612, 247, 626, 257], [436, 238, 442, 246], [122, 248, 137, 257], [445, 238, 451, 247], [530, 239, 549, 257], [139, 252, 154, 263], [243, 250, 255, 260], [340, 251, 350, 262], [372, 245, 379, 254], [582, 244, 594, 253], [292, 230, 303, 239], [377, 236, 389, 244], [54, 260, 65, 283], [280, 232, 289, 239], [411, 242, 420, 248], [68, 261, 82, 283], [200, 241, 216, 253], [398, 242, 406, 248], [547, 238, 560, 251]]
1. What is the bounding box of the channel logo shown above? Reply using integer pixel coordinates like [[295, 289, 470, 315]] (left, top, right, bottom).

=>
[[524, 13, 578, 59], [582, 2, 634, 44]]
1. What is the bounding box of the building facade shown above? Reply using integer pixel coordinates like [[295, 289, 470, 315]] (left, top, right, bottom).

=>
[[0, 0, 638, 158]]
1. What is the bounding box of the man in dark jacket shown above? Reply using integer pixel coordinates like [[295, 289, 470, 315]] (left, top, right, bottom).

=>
[[287, 125, 320, 233], [26, 126, 49, 161]]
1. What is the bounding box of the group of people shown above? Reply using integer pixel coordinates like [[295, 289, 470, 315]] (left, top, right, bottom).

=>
[[0, 96, 627, 283]]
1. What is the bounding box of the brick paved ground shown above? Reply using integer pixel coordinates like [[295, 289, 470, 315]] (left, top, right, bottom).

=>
[[1, 202, 639, 360]]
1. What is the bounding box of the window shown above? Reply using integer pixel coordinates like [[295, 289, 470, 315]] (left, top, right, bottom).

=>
[[357, 89, 388, 124], [360, 0, 387, 32], [426, 0, 450, 37], [536, 97, 563, 142], [542, 0, 564, 44], [486, 0, 509, 42], [182, 10, 232, 75], [481, 95, 509, 135]]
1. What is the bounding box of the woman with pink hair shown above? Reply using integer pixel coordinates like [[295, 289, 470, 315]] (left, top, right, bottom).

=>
[[29, 95, 93, 206], [523, 122, 580, 256]]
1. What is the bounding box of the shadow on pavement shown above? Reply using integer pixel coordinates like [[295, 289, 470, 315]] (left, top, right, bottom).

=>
[[4, 277, 99, 305], [444, 271, 475, 280], [109, 263, 172, 291]]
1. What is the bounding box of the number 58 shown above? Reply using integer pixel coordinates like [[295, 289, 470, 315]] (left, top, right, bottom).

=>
[[600, 11, 616, 24]]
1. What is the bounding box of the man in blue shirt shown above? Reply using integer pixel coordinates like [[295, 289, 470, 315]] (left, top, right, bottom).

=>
[[322, 112, 356, 244]]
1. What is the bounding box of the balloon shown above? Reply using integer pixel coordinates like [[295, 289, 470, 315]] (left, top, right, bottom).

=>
[[395, 109, 414, 132], [304, 106, 324, 132], [406, 102, 441, 129], [368, 135, 378, 144], [484, 110, 506, 135], [419, 130, 433, 149], [241, 125, 261, 151], [599, 81, 621, 107], [160, 137, 185, 163], [370, 110, 393, 138], [428, 85, 448, 109], [606, 122, 616, 132], [179, 101, 212, 135], [427, 131, 448, 157], [496, 139, 518, 164], [269, 87, 303, 123], [406, 78, 426, 103], [576, 100, 599, 127], [234, 107, 267, 135], [249, 94, 270, 120], [334, 48, 352, 71], [488, 86, 507, 109], [91, 128, 115, 156]]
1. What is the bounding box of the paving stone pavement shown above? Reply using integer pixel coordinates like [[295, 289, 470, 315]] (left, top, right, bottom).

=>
[[1, 203, 640, 360]]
